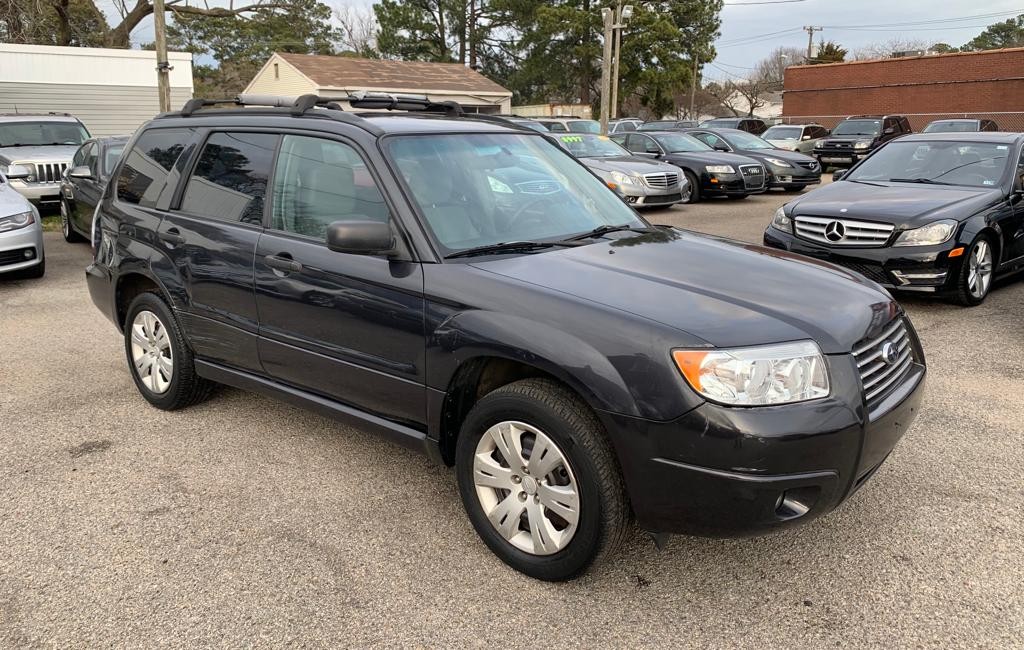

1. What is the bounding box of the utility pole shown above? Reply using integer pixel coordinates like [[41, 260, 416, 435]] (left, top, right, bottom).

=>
[[803, 26, 822, 62], [689, 54, 698, 119], [611, 3, 622, 119], [153, 0, 172, 112], [599, 7, 614, 134]]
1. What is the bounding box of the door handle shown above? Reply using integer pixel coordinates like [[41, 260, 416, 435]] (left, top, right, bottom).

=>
[[158, 228, 185, 246], [264, 254, 302, 273]]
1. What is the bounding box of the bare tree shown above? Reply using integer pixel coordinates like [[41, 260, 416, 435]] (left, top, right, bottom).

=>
[[852, 38, 930, 61], [102, 0, 291, 47], [333, 2, 377, 57], [755, 45, 806, 91]]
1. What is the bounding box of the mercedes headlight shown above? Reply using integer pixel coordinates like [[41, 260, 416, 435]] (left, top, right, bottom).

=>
[[771, 206, 792, 232], [854, 140, 871, 149], [764, 157, 792, 168], [672, 341, 830, 406], [610, 171, 638, 186], [893, 219, 957, 247], [705, 165, 735, 174], [0, 210, 35, 233]]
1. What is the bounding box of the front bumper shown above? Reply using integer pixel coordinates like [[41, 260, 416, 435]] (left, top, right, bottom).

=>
[[8, 180, 63, 206], [762, 225, 962, 292], [621, 182, 687, 206], [703, 173, 766, 197], [767, 167, 821, 188], [0, 223, 45, 274], [599, 349, 926, 536], [813, 150, 870, 167]]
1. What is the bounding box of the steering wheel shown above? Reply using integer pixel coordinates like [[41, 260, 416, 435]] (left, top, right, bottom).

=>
[[505, 195, 555, 232]]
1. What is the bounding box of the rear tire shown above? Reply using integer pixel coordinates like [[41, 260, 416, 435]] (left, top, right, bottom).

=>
[[124, 291, 214, 410], [455, 378, 630, 581], [682, 170, 700, 203], [60, 199, 85, 243], [952, 234, 995, 306]]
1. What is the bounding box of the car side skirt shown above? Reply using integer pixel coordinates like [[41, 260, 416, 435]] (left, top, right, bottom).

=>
[[194, 360, 441, 462]]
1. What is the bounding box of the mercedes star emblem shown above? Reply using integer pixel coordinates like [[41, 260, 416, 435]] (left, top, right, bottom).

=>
[[824, 220, 846, 242], [880, 341, 899, 365]]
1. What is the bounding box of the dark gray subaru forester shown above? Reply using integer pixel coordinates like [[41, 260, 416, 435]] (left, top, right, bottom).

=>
[[86, 94, 926, 581]]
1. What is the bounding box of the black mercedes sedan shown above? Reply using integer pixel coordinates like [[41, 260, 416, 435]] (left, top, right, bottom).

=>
[[764, 132, 1024, 305], [612, 130, 766, 202], [685, 127, 822, 192]]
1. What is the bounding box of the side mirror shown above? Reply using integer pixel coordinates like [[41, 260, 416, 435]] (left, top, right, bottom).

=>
[[69, 165, 92, 180], [802, 135, 812, 141], [832, 169, 846, 181], [883, 127, 895, 135], [3, 164, 31, 180], [633, 151, 657, 159], [714, 145, 729, 152], [326, 220, 395, 256]]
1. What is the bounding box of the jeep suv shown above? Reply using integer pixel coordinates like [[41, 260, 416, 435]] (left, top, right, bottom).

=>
[[814, 115, 911, 168], [86, 94, 925, 581], [0, 114, 90, 210]]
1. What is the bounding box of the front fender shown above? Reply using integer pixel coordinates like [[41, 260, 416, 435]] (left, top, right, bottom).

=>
[[427, 309, 699, 420]]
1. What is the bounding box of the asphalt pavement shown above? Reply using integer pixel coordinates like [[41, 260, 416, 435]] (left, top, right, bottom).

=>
[[1, 187, 1022, 647]]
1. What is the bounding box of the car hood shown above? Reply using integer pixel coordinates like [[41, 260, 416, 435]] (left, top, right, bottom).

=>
[[470, 228, 896, 353], [736, 148, 816, 164], [581, 156, 681, 175], [663, 150, 760, 167], [765, 139, 800, 150], [0, 144, 80, 164], [788, 180, 1004, 227], [0, 183, 34, 217]]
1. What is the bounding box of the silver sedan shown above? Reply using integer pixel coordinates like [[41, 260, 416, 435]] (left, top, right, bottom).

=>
[[0, 171, 45, 278]]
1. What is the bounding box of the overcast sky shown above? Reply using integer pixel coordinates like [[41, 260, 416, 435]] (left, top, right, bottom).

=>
[[711, 1, 1023, 81], [101, 0, 1022, 81]]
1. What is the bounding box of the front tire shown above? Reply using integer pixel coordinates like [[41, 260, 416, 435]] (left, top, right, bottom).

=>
[[455, 378, 630, 581], [681, 170, 700, 203], [124, 292, 214, 410], [953, 235, 995, 306], [60, 199, 84, 243]]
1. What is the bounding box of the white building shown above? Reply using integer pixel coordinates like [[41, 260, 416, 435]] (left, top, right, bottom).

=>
[[245, 53, 512, 114], [0, 43, 193, 137]]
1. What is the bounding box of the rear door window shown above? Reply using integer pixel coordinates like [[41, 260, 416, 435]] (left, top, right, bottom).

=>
[[116, 128, 193, 207], [270, 135, 389, 238], [179, 132, 278, 225]]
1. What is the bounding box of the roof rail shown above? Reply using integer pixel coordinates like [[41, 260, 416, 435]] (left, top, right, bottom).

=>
[[179, 92, 465, 118]]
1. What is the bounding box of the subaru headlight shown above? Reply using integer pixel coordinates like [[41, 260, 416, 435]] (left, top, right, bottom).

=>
[[705, 165, 735, 174], [854, 140, 871, 149], [672, 341, 830, 406], [893, 219, 957, 247], [0, 210, 35, 233], [764, 157, 792, 168], [610, 170, 638, 186], [771, 206, 792, 232]]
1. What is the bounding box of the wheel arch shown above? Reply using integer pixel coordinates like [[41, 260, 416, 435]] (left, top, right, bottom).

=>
[[114, 270, 173, 332]]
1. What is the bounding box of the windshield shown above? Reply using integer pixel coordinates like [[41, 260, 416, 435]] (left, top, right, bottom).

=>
[[567, 120, 600, 133], [702, 119, 739, 128], [763, 126, 801, 141], [639, 121, 675, 131], [514, 120, 549, 132], [556, 134, 629, 158], [387, 134, 645, 255], [0, 121, 88, 147], [923, 121, 977, 133], [652, 133, 712, 153], [832, 119, 881, 136], [724, 131, 775, 150], [103, 143, 126, 174], [846, 140, 1010, 187]]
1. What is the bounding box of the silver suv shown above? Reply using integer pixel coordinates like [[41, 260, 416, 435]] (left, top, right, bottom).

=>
[[0, 114, 90, 210]]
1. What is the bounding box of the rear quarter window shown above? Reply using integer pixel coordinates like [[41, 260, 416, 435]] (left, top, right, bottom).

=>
[[116, 128, 193, 207]]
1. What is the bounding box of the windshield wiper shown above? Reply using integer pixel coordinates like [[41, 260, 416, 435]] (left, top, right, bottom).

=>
[[846, 179, 887, 187], [444, 240, 582, 259], [562, 223, 652, 241], [888, 177, 954, 185]]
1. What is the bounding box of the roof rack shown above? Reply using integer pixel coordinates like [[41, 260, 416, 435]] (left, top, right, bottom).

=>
[[180, 92, 464, 118]]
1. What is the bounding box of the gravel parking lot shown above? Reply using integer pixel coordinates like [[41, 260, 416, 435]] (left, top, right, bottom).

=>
[[2, 186, 1022, 647]]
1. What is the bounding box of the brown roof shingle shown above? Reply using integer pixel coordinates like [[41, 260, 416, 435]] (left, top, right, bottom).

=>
[[276, 53, 510, 95]]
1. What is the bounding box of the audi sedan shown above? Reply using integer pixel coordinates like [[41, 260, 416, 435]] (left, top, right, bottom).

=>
[[764, 132, 1024, 305]]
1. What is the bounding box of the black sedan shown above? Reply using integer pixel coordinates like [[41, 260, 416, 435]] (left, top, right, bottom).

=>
[[612, 131, 766, 203], [60, 135, 128, 244], [764, 132, 1024, 306], [685, 127, 822, 192]]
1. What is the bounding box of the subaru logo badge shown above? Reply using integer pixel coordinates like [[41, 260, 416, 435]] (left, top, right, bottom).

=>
[[824, 220, 846, 242], [880, 341, 898, 365]]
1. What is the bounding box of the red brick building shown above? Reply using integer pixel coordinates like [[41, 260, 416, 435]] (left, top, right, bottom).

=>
[[782, 47, 1024, 130]]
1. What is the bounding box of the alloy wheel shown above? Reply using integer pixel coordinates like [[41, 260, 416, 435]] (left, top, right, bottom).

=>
[[680, 183, 692, 203], [60, 201, 70, 238], [967, 240, 993, 299], [472, 420, 580, 556], [130, 310, 173, 394]]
